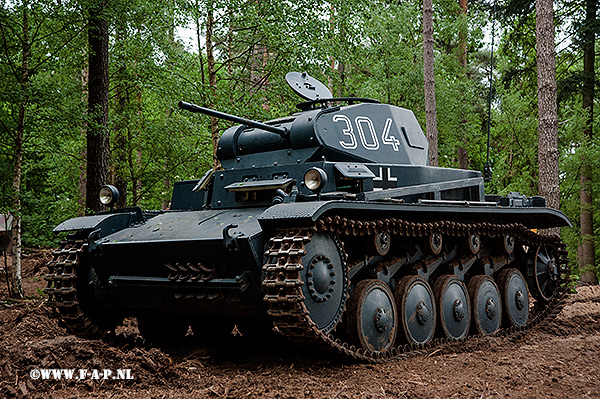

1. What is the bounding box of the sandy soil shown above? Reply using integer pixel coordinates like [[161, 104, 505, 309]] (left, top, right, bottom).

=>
[[0, 250, 598, 399]]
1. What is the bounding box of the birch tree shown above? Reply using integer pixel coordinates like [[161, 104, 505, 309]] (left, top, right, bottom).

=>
[[0, 0, 83, 297]]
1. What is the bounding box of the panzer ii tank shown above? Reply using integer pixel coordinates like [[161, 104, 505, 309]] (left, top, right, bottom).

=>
[[46, 72, 570, 361]]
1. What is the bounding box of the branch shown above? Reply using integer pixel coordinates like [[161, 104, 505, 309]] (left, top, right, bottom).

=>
[[33, 16, 80, 44], [0, 21, 20, 78], [26, 139, 84, 163], [29, 10, 48, 45], [134, 154, 201, 201], [214, 45, 256, 74], [30, 22, 87, 74], [0, 118, 16, 140], [562, 163, 581, 198], [556, 53, 582, 81]]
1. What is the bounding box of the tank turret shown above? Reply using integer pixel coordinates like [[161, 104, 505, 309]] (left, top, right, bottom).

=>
[[180, 73, 429, 169]]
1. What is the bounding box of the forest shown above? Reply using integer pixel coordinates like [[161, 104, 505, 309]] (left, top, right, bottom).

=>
[[1, 0, 598, 296]]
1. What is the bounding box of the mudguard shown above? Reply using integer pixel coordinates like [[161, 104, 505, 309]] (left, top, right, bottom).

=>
[[258, 200, 572, 230], [53, 208, 144, 238]]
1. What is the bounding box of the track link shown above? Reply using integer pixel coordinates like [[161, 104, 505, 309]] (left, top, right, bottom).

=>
[[44, 240, 109, 336], [262, 218, 570, 362]]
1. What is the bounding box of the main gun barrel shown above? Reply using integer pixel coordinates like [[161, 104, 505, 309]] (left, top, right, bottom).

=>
[[178, 101, 288, 137]]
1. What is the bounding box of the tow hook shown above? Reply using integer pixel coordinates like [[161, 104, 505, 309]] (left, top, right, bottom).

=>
[[87, 228, 103, 256], [223, 224, 243, 252]]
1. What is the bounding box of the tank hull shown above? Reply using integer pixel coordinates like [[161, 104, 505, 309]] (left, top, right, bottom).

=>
[[67, 201, 570, 321]]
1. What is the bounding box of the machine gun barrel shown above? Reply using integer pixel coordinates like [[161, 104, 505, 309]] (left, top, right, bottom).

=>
[[178, 101, 288, 137]]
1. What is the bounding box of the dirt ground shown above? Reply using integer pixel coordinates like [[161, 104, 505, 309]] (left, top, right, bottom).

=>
[[0, 250, 599, 399]]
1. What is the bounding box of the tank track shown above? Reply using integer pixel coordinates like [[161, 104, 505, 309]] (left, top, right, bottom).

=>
[[262, 217, 570, 362], [44, 240, 108, 336]]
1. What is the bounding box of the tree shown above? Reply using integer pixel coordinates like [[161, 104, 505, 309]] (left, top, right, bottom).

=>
[[535, 0, 560, 216], [578, 0, 597, 283], [457, 0, 469, 170], [497, 0, 600, 279], [7, 2, 30, 299], [0, 0, 84, 297], [458, 0, 468, 69], [112, 18, 129, 210], [423, 0, 439, 166], [205, 0, 220, 169], [86, 0, 110, 213]]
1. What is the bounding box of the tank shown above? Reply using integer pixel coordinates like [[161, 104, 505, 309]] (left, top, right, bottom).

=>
[[46, 72, 571, 361]]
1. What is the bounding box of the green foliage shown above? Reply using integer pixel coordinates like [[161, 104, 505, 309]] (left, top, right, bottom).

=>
[[557, 100, 600, 277], [0, 0, 597, 284], [486, 86, 539, 195], [0, 0, 86, 246]]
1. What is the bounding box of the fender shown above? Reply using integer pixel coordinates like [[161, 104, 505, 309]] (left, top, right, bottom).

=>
[[53, 207, 145, 239], [258, 200, 572, 230]]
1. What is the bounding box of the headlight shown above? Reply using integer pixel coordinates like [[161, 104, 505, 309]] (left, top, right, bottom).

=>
[[99, 185, 119, 207], [303, 168, 327, 193]]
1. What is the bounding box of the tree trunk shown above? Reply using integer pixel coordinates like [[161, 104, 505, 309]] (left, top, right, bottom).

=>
[[457, 0, 469, 170], [206, 0, 220, 169], [336, 61, 346, 98], [535, 0, 559, 233], [113, 23, 128, 209], [578, 0, 597, 284], [457, 142, 469, 169], [196, 12, 205, 88], [78, 67, 88, 216], [423, 0, 439, 166], [162, 174, 171, 210], [9, 3, 30, 299], [458, 0, 468, 69], [113, 87, 128, 210], [227, 18, 234, 78], [2, 215, 13, 297], [336, 21, 346, 98], [86, 0, 110, 214]]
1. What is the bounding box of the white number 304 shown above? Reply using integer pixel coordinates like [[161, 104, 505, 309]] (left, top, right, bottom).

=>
[[333, 115, 398, 151]]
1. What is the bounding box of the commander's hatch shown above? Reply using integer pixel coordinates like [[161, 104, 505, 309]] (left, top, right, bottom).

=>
[[286, 72, 380, 111], [286, 72, 332, 101]]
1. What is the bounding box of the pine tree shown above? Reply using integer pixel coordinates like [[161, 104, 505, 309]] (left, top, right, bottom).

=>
[[535, 0, 560, 218], [86, 0, 110, 213], [579, 0, 598, 283], [423, 0, 439, 166]]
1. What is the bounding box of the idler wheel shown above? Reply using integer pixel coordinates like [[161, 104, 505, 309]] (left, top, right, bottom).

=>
[[468, 275, 502, 335], [301, 233, 348, 333], [497, 268, 529, 327], [433, 275, 471, 340], [346, 279, 397, 353], [395, 275, 436, 345], [527, 245, 559, 302]]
